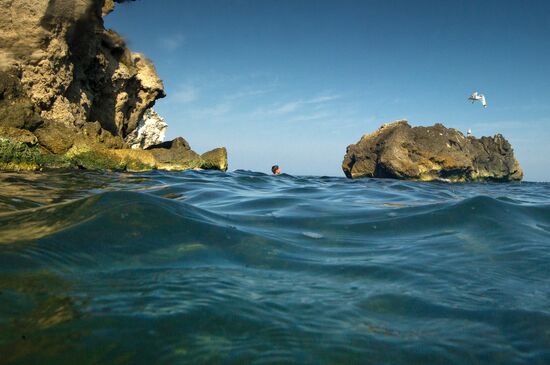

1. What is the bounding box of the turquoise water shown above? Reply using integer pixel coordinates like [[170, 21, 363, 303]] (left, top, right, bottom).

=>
[[0, 170, 549, 364]]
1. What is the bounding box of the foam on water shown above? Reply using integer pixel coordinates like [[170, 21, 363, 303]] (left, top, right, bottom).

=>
[[0, 170, 549, 364]]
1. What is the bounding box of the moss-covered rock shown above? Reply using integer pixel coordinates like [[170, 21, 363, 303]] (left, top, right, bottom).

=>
[[33, 121, 77, 154], [146, 137, 199, 164], [0, 126, 38, 145], [201, 147, 228, 171], [0, 139, 62, 171], [81, 121, 125, 149], [66, 150, 124, 171], [0, 134, 229, 173]]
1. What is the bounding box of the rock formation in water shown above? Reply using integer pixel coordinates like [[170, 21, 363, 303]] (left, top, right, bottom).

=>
[[342, 120, 523, 182], [0, 0, 227, 171]]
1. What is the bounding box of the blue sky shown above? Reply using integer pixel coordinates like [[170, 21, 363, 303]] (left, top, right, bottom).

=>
[[106, 0, 550, 180]]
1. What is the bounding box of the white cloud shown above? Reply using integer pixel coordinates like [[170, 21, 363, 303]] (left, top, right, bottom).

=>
[[272, 100, 302, 114], [253, 93, 342, 118], [159, 33, 186, 51], [172, 85, 198, 103], [288, 111, 331, 122], [304, 95, 341, 104], [191, 103, 232, 119], [223, 87, 274, 101]]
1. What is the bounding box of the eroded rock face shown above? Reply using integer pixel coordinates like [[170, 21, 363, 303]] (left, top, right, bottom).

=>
[[126, 108, 167, 149], [0, 71, 43, 130], [0, 0, 165, 137], [0, 0, 228, 172], [342, 120, 523, 182]]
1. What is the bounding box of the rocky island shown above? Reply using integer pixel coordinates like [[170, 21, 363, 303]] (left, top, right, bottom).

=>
[[342, 120, 523, 182], [0, 0, 227, 172]]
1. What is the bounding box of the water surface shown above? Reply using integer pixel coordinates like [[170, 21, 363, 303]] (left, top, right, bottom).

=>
[[0, 170, 549, 364]]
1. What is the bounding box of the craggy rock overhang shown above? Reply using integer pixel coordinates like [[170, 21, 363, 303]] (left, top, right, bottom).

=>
[[0, 0, 227, 172]]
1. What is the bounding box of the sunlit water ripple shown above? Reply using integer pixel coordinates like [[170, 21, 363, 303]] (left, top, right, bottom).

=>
[[0, 170, 549, 364]]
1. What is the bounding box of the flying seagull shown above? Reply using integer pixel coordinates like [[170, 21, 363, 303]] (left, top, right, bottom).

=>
[[468, 91, 487, 108]]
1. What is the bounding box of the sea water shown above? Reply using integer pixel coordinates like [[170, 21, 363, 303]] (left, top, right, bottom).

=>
[[0, 170, 549, 364]]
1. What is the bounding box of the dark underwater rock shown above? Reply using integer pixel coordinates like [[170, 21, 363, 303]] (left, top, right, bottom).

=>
[[342, 120, 523, 182]]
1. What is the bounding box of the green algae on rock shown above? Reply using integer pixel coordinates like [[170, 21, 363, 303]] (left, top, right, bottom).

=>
[[0, 129, 228, 172], [0, 140, 47, 171], [201, 148, 228, 172]]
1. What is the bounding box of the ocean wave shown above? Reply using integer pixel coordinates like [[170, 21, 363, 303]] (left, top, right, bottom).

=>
[[0, 171, 549, 364]]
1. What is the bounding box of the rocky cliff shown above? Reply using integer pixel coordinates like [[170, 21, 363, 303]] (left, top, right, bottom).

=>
[[0, 0, 227, 172], [342, 120, 523, 182], [126, 108, 167, 149]]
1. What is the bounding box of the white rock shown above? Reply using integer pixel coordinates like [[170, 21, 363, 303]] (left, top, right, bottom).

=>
[[126, 108, 168, 149]]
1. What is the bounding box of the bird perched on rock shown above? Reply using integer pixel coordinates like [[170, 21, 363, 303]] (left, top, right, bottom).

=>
[[468, 92, 487, 108]]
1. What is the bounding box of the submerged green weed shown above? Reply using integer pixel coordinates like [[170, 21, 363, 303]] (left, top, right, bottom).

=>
[[0, 140, 69, 170], [0, 140, 42, 164]]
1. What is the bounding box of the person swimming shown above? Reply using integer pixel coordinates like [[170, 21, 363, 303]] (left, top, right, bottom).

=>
[[271, 165, 281, 175]]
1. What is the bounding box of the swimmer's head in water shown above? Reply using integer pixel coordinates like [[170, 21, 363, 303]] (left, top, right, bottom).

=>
[[271, 165, 281, 175]]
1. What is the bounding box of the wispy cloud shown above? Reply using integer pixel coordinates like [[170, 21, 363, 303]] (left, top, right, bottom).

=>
[[255, 93, 342, 117], [271, 100, 302, 114], [171, 85, 198, 103], [190, 102, 232, 119], [287, 111, 332, 123], [223, 87, 275, 101], [306, 95, 341, 104], [159, 33, 186, 51]]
